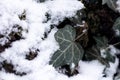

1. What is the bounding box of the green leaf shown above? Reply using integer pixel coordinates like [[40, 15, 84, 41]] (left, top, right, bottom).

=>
[[85, 46, 110, 67], [102, 0, 117, 11], [50, 25, 84, 68], [94, 36, 115, 64], [94, 36, 108, 49]]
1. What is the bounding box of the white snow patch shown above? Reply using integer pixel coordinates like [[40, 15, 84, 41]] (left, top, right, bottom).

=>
[[101, 49, 107, 58], [101, 58, 119, 80], [105, 58, 119, 77], [77, 60, 105, 80]]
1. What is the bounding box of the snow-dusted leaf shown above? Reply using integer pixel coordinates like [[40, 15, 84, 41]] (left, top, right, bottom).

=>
[[102, 0, 117, 11], [93, 36, 115, 65], [94, 36, 108, 49], [85, 46, 110, 67], [50, 25, 84, 68]]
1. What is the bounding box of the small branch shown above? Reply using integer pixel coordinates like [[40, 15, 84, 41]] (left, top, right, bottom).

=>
[[113, 41, 120, 46], [74, 29, 87, 41], [104, 41, 120, 51], [108, 36, 115, 43]]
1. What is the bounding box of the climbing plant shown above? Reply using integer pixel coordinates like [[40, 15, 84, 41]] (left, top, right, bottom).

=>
[[50, 0, 120, 77]]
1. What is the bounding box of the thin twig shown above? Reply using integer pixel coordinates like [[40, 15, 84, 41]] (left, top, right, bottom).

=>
[[74, 29, 87, 41], [113, 41, 120, 46], [108, 36, 115, 43], [104, 41, 120, 51]]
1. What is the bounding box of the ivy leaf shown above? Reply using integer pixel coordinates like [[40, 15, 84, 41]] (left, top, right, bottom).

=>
[[93, 36, 115, 65], [94, 36, 109, 49], [50, 25, 84, 68], [102, 0, 117, 11], [85, 46, 110, 67]]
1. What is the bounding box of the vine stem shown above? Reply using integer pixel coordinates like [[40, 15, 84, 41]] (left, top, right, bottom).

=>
[[113, 41, 120, 46], [74, 29, 87, 41], [105, 41, 120, 50]]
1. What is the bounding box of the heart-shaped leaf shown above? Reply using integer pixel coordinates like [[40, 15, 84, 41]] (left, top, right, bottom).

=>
[[50, 25, 84, 68]]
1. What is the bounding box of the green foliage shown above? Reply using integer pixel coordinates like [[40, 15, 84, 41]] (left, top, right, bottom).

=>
[[85, 36, 115, 67], [50, 0, 120, 77], [50, 25, 84, 68], [94, 36, 115, 63], [84, 46, 110, 66]]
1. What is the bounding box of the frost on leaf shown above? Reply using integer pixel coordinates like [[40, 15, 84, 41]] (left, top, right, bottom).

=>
[[50, 25, 84, 68]]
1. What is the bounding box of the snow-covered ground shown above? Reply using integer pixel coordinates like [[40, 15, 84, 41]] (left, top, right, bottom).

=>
[[0, 0, 119, 80]]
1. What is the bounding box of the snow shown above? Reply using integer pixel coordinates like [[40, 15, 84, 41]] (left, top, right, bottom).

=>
[[77, 60, 105, 80], [100, 49, 107, 58], [109, 45, 117, 56], [105, 58, 119, 77], [0, 0, 119, 80], [115, 29, 120, 36]]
